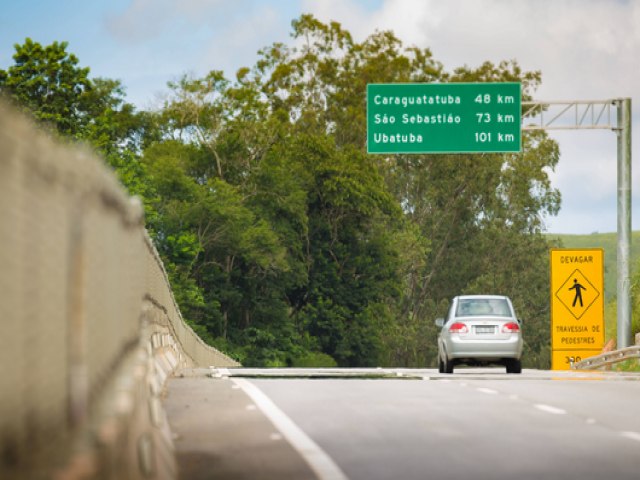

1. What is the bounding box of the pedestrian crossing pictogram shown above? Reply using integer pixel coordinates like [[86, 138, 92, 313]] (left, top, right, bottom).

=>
[[555, 269, 600, 320]]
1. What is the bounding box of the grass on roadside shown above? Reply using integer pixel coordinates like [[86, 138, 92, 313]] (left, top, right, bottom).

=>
[[613, 358, 640, 372]]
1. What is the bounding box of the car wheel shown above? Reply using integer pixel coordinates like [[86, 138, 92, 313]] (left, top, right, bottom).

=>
[[506, 359, 522, 374], [443, 357, 454, 374], [438, 357, 445, 373]]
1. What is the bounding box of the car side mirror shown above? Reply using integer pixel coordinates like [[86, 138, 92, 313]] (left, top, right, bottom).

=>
[[435, 318, 445, 328]]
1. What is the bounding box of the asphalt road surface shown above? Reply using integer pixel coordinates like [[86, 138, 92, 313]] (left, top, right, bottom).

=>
[[164, 368, 640, 479]]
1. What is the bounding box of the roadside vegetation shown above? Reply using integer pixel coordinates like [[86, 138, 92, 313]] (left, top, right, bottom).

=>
[[2, 15, 638, 367], [613, 359, 640, 373]]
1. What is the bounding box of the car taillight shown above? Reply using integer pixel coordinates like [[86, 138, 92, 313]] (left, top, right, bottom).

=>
[[449, 322, 468, 334], [502, 322, 520, 333]]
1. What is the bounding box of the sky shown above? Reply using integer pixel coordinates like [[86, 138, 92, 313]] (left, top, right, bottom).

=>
[[1, 0, 638, 234]]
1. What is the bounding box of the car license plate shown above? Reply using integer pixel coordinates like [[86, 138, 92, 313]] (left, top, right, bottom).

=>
[[475, 326, 495, 334]]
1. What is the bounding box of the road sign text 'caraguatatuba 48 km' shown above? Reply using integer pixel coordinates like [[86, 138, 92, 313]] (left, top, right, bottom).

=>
[[550, 249, 605, 370], [366, 83, 521, 154]]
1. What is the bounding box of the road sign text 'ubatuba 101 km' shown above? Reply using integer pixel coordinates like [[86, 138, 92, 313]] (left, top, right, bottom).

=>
[[367, 83, 521, 154]]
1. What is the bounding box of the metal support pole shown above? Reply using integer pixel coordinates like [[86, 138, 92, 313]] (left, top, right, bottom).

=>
[[616, 98, 632, 348], [523, 99, 633, 349]]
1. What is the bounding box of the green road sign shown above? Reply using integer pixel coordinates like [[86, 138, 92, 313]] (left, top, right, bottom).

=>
[[367, 83, 521, 154]]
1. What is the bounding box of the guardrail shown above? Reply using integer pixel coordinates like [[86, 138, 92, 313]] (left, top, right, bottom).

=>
[[572, 346, 640, 370], [0, 101, 238, 479]]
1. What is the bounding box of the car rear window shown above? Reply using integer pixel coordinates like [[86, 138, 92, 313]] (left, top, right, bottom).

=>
[[456, 298, 511, 317]]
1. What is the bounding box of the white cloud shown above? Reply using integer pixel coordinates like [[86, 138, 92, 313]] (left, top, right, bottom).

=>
[[105, 0, 229, 43], [105, 0, 174, 42], [303, 0, 434, 46], [199, 5, 284, 77], [103, 0, 294, 108]]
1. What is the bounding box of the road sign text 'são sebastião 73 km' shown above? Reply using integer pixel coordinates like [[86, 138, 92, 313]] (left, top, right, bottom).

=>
[[367, 83, 521, 154]]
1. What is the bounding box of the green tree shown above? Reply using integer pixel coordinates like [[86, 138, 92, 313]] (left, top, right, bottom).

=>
[[0, 38, 162, 233], [148, 52, 411, 365], [0, 38, 91, 135], [278, 134, 404, 366], [0, 38, 149, 149]]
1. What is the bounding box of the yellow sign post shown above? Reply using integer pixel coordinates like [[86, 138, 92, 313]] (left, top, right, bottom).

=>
[[550, 249, 604, 370]]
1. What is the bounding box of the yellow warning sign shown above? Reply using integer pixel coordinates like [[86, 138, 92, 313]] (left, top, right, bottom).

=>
[[550, 249, 604, 370]]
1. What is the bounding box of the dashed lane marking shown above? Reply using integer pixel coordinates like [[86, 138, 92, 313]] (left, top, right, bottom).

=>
[[534, 404, 567, 415], [621, 431, 640, 442], [476, 387, 499, 395]]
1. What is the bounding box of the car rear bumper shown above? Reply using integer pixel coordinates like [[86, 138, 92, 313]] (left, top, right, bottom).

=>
[[445, 336, 523, 360]]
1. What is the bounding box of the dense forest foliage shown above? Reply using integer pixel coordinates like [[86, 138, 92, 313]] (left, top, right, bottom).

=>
[[7, 15, 635, 368]]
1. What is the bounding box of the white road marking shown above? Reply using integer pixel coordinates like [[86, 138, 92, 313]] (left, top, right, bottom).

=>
[[233, 378, 349, 480], [476, 387, 498, 395], [621, 431, 640, 442], [534, 404, 567, 415]]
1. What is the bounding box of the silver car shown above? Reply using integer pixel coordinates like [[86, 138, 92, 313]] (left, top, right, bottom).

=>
[[436, 295, 523, 374]]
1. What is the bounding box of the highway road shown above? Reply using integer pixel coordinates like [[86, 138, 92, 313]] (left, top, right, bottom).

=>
[[164, 368, 640, 479]]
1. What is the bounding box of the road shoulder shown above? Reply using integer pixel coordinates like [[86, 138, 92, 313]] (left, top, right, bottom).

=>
[[164, 374, 318, 480]]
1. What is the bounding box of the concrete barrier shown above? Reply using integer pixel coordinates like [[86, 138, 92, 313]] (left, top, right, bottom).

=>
[[0, 102, 238, 479]]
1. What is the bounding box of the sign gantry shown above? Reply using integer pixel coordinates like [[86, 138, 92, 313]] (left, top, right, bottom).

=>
[[522, 100, 617, 130]]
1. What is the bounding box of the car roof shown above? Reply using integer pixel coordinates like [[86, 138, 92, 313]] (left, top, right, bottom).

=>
[[455, 294, 509, 300]]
